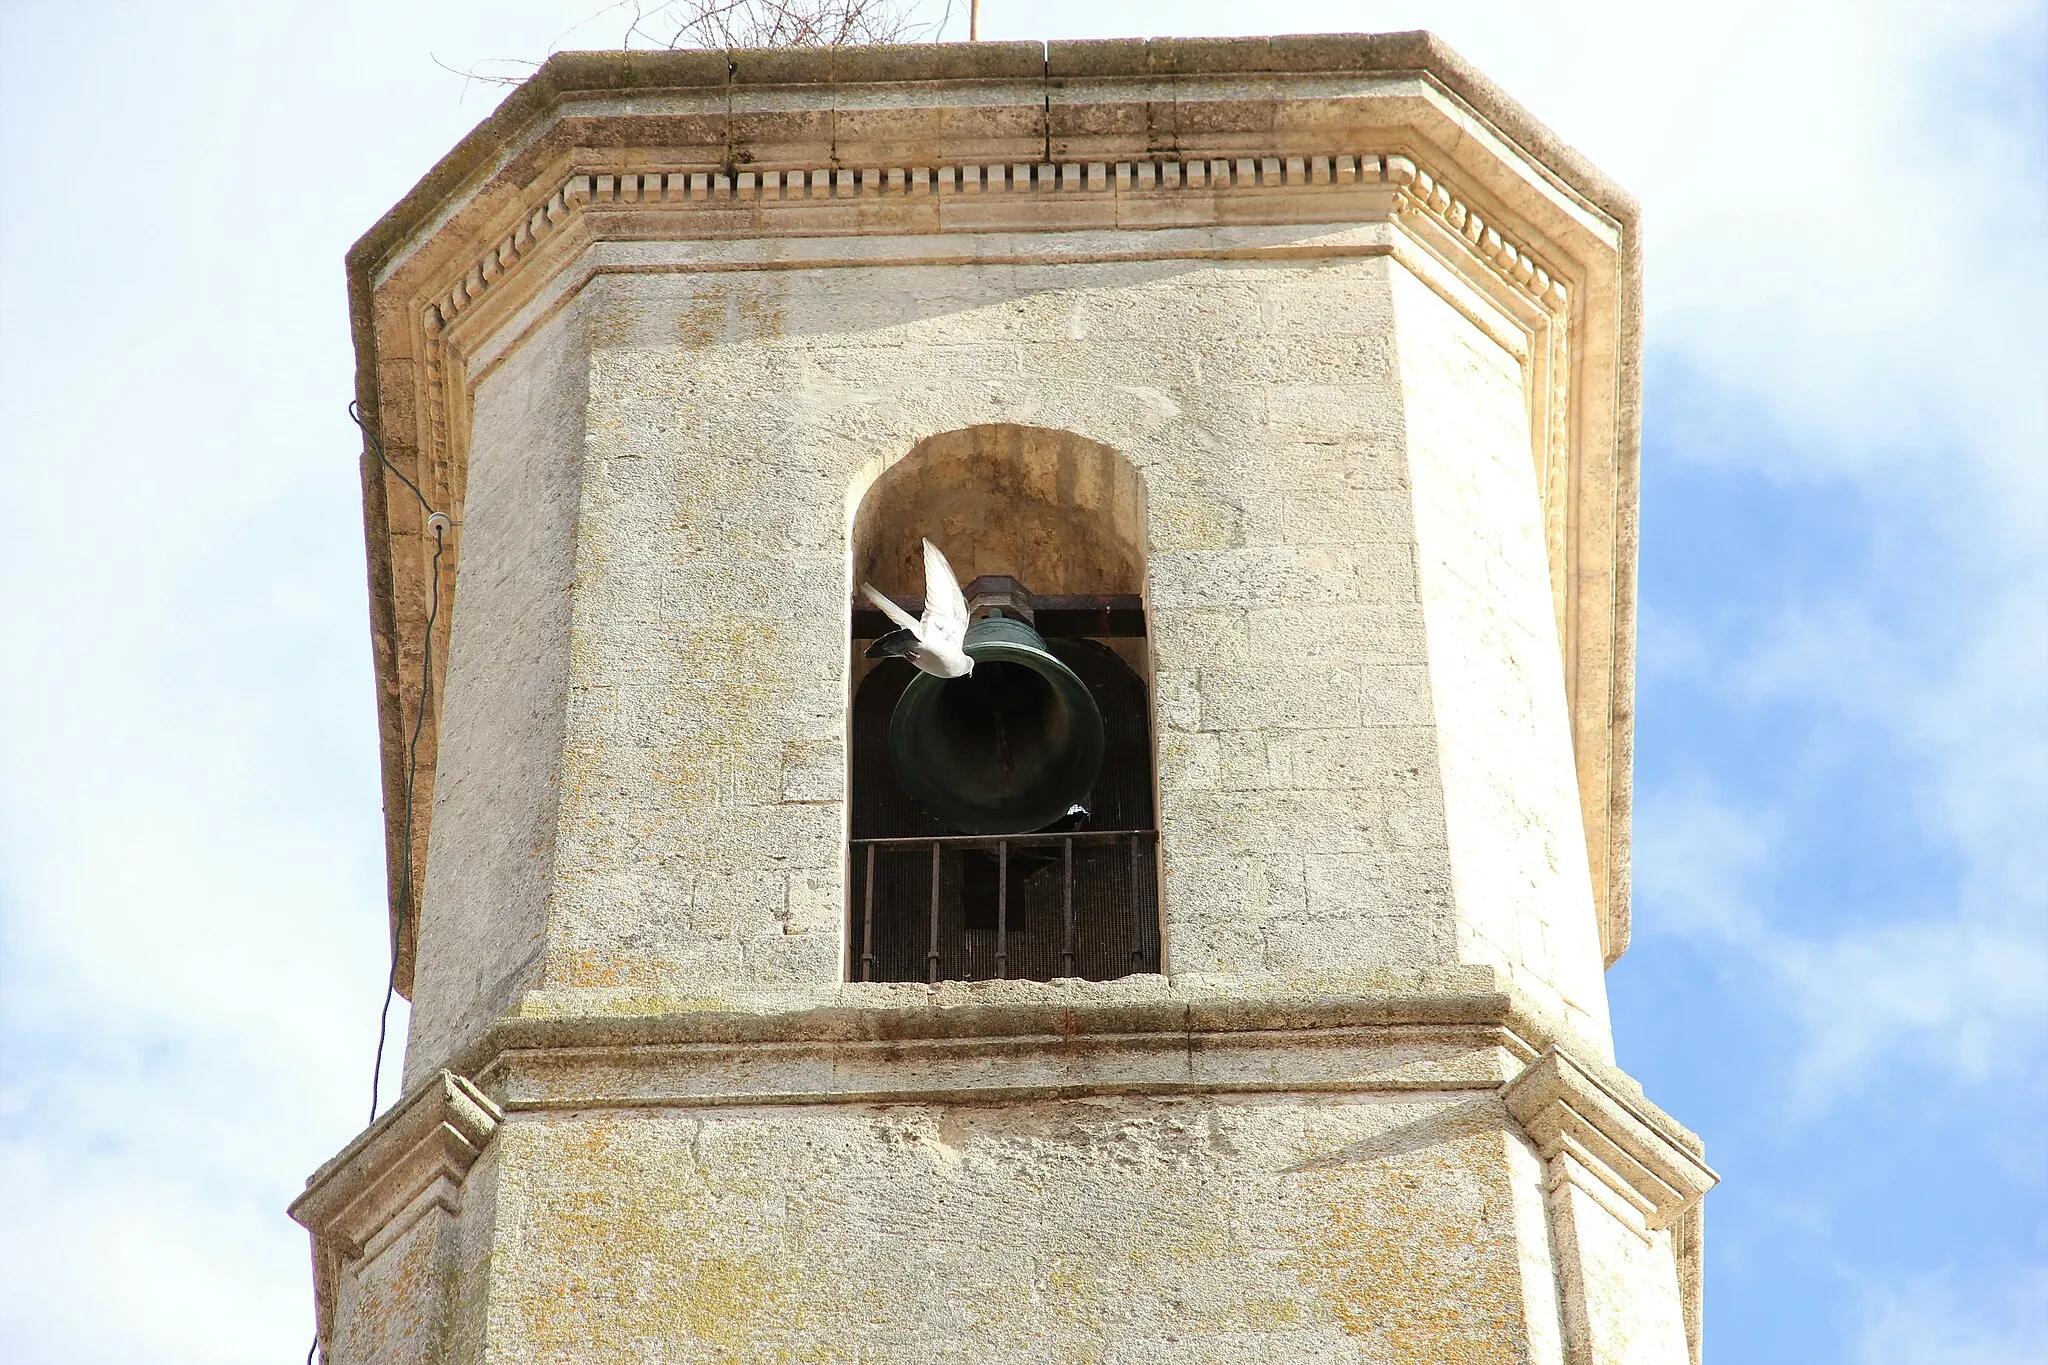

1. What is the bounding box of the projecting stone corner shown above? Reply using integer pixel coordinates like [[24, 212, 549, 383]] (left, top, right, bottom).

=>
[[1504, 1045, 1714, 1232], [291, 1071, 501, 1363], [1505, 1046, 1717, 1365]]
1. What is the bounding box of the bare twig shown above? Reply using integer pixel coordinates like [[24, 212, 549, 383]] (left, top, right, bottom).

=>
[[620, 0, 948, 50], [435, 0, 963, 96], [430, 53, 539, 98]]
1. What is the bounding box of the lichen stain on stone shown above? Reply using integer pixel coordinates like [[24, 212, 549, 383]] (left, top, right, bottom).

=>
[[676, 289, 787, 353], [513, 988, 735, 1019], [657, 617, 789, 744], [1150, 487, 1245, 553], [559, 950, 622, 988], [513, 1116, 856, 1363], [1285, 1131, 1530, 1363], [339, 1214, 440, 1364]]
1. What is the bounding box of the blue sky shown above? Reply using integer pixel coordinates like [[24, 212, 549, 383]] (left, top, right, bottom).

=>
[[0, 1, 2041, 1361]]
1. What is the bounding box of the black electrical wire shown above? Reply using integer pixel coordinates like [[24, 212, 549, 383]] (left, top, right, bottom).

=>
[[350, 399, 435, 519], [305, 405, 445, 1365], [368, 518, 442, 1125], [347, 399, 444, 1127]]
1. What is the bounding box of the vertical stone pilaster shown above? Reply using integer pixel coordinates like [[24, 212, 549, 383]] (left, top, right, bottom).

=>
[[291, 1074, 501, 1365], [1505, 1047, 1718, 1365]]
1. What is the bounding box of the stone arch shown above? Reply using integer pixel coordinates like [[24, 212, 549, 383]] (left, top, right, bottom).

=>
[[845, 424, 1160, 984], [852, 424, 1148, 608]]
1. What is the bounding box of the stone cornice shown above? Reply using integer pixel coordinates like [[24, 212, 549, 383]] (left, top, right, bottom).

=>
[[291, 1070, 501, 1252], [348, 34, 1640, 288], [435, 972, 1688, 1139], [1504, 1045, 1715, 1234], [289, 1072, 502, 1360], [423, 152, 1567, 340], [487, 1013, 1530, 1114], [292, 986, 1702, 1361], [349, 34, 1642, 994]]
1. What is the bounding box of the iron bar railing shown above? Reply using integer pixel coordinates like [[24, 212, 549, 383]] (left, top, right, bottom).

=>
[[927, 842, 942, 983], [860, 844, 876, 982], [1062, 836, 1075, 977], [850, 829, 1158, 984]]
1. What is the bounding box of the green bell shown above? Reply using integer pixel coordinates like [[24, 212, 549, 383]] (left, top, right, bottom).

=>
[[887, 613, 1106, 835]]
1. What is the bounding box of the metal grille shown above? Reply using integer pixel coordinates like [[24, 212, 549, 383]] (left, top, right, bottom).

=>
[[851, 830, 1160, 982], [848, 639, 1160, 983]]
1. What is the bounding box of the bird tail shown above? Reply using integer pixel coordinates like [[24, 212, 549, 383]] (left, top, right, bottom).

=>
[[860, 581, 921, 635], [864, 628, 920, 660]]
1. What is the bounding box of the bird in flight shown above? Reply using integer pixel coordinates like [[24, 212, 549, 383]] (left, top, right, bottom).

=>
[[862, 539, 974, 679]]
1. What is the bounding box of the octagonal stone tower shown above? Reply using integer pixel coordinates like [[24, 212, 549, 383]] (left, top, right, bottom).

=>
[[294, 33, 1714, 1365]]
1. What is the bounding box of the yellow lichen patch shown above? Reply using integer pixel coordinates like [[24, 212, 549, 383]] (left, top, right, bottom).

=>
[[509, 1115, 858, 1364], [512, 988, 737, 1019], [558, 951, 622, 988], [674, 287, 787, 352], [338, 1212, 446, 1363], [1149, 487, 1243, 553], [1285, 1128, 1532, 1363]]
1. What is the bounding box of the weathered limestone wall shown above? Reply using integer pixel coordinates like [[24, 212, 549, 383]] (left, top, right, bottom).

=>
[[323, 1140, 502, 1365], [1391, 268, 1614, 1054], [396, 247, 1616, 1064], [523, 254, 1492, 1017], [375, 253, 1652, 1363], [1551, 1177, 1694, 1365], [405, 304, 585, 1086], [479, 1088, 1563, 1363], [1143, 257, 1454, 987], [312, 997, 1710, 1365], [853, 423, 1148, 600], [296, 1074, 504, 1365]]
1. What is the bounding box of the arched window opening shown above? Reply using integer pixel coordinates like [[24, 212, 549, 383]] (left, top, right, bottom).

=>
[[848, 426, 1159, 983]]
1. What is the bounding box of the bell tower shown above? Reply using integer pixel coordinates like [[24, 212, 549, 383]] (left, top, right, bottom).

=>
[[295, 34, 1715, 1365]]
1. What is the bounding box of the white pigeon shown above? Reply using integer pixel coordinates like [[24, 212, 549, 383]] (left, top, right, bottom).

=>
[[861, 539, 975, 679]]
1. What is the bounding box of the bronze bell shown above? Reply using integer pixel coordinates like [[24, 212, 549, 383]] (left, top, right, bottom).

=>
[[886, 612, 1106, 835]]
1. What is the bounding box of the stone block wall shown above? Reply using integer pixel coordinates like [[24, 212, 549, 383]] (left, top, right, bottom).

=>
[[405, 305, 585, 1085], [1391, 267, 1612, 1052], [476, 1088, 1565, 1364], [405, 251, 1611, 1076]]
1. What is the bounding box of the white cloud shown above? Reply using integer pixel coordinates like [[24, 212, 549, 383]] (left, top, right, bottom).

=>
[[1634, 779, 2048, 1108], [1635, 502, 2047, 1104], [1855, 1266, 2048, 1365]]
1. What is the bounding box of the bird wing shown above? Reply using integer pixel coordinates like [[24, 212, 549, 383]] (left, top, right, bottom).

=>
[[860, 581, 922, 637], [919, 539, 970, 646], [864, 627, 920, 660]]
